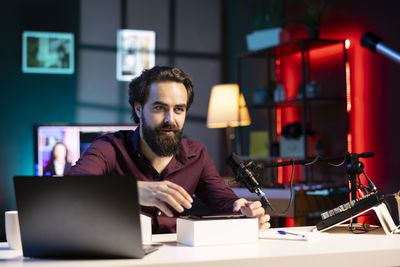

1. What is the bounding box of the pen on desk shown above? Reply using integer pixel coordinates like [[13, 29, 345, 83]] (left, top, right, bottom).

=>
[[277, 230, 305, 238]]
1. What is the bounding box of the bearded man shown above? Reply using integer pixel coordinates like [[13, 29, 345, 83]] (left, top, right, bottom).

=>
[[68, 66, 270, 233]]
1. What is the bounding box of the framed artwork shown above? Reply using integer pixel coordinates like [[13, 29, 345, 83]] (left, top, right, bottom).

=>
[[116, 29, 156, 82], [22, 31, 74, 74]]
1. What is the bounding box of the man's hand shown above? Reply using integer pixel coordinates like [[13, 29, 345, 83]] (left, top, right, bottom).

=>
[[233, 198, 270, 230], [137, 181, 193, 217]]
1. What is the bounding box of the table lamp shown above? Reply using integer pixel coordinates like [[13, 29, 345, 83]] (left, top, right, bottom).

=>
[[206, 84, 251, 154]]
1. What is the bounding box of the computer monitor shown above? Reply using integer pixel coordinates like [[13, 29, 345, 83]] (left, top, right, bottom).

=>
[[34, 124, 137, 176]]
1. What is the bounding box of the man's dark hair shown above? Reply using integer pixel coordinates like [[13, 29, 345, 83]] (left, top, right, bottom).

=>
[[128, 66, 194, 123]]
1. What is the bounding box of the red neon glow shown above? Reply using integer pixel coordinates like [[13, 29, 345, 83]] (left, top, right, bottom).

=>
[[347, 133, 352, 153], [275, 58, 281, 83], [280, 52, 301, 101], [319, 32, 378, 193], [352, 41, 367, 152], [277, 158, 283, 184], [282, 22, 386, 222], [309, 44, 343, 59], [346, 61, 352, 113], [276, 56, 283, 185], [276, 107, 282, 136], [348, 180, 352, 200], [345, 39, 351, 50], [279, 45, 344, 184], [285, 217, 295, 227]]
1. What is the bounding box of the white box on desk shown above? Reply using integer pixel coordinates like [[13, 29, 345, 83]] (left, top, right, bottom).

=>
[[176, 216, 258, 246], [140, 214, 152, 244]]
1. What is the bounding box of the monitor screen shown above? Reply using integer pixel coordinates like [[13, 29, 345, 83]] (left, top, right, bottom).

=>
[[34, 124, 137, 176]]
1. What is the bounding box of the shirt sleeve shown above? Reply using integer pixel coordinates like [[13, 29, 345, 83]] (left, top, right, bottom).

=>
[[67, 138, 115, 176], [194, 146, 239, 214]]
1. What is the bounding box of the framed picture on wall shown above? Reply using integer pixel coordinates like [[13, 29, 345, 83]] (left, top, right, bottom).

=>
[[116, 29, 156, 82], [22, 31, 74, 74]]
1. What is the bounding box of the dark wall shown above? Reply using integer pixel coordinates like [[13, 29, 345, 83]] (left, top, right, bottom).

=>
[[0, 0, 79, 240], [225, 0, 252, 84]]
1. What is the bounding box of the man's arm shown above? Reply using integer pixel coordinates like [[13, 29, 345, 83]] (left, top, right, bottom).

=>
[[194, 146, 270, 229], [194, 158, 239, 213], [67, 139, 112, 175], [137, 180, 193, 217], [68, 138, 193, 216]]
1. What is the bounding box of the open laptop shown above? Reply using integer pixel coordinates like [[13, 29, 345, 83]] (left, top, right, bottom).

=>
[[13, 175, 160, 259]]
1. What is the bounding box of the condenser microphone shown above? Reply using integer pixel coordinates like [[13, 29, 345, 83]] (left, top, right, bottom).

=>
[[226, 153, 271, 208], [361, 32, 400, 64]]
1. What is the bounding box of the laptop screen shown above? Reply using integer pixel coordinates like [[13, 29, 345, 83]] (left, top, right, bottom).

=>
[[14, 175, 147, 259]]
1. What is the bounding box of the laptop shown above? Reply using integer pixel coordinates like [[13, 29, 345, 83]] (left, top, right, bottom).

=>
[[13, 175, 160, 259]]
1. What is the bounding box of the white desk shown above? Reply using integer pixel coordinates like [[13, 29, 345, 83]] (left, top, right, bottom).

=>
[[1, 226, 400, 267]]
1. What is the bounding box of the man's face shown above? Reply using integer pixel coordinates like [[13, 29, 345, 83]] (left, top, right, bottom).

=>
[[136, 81, 188, 156]]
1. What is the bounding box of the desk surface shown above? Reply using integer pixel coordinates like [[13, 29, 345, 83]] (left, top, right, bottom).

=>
[[1, 226, 400, 267]]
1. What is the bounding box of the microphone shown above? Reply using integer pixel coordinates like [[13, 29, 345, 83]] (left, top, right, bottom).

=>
[[361, 32, 400, 64], [226, 153, 271, 208]]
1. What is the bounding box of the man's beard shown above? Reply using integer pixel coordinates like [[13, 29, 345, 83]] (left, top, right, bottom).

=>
[[141, 117, 183, 157]]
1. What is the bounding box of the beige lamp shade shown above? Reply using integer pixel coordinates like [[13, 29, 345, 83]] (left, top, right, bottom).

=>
[[206, 84, 251, 128]]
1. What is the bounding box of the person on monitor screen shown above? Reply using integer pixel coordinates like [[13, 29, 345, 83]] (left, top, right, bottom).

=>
[[68, 66, 270, 233], [44, 142, 72, 176]]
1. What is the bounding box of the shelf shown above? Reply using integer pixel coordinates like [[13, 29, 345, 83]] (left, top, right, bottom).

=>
[[248, 97, 346, 109], [237, 38, 348, 185], [238, 39, 345, 59]]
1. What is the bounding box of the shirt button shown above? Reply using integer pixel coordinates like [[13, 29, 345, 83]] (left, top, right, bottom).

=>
[[157, 211, 162, 216]]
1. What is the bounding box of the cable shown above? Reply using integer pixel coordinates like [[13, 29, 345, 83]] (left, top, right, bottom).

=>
[[350, 224, 382, 234], [356, 174, 369, 194], [357, 173, 362, 187], [357, 188, 365, 197], [266, 160, 295, 215], [304, 155, 320, 165], [328, 155, 346, 167], [362, 169, 377, 192], [259, 154, 339, 215], [348, 214, 382, 234], [358, 182, 371, 191]]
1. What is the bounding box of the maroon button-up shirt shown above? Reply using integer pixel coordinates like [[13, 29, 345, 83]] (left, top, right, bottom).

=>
[[67, 129, 239, 233]]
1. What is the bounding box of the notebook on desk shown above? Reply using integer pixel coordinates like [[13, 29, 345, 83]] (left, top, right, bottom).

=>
[[13, 175, 160, 259]]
